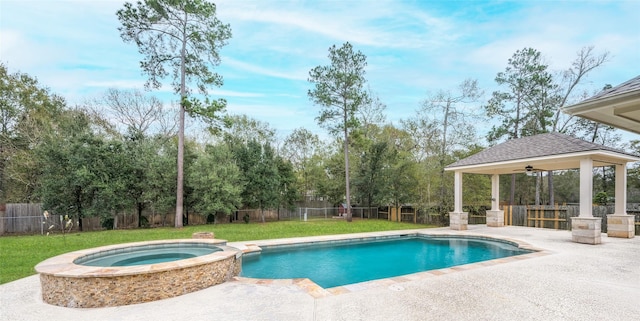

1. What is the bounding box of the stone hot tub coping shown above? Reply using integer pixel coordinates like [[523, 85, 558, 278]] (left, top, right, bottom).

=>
[[35, 239, 242, 308], [35, 239, 238, 277]]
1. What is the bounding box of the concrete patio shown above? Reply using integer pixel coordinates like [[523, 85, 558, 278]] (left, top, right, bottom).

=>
[[2, 225, 639, 321]]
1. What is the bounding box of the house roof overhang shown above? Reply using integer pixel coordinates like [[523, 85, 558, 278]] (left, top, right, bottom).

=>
[[563, 76, 640, 135]]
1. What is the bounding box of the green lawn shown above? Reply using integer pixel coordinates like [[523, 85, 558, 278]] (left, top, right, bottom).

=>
[[0, 219, 433, 284]]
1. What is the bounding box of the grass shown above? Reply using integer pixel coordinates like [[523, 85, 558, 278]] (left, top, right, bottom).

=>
[[0, 219, 434, 284]]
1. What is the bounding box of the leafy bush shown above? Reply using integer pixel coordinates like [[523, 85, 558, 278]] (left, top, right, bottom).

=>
[[594, 191, 608, 205], [101, 218, 114, 230]]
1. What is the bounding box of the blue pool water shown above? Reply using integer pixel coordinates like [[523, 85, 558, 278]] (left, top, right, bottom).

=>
[[241, 236, 531, 288], [74, 243, 221, 267]]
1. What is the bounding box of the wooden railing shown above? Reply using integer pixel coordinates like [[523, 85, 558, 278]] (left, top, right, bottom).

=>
[[526, 205, 566, 229]]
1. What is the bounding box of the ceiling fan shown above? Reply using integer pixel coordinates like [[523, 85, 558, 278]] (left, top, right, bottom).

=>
[[513, 165, 547, 174]]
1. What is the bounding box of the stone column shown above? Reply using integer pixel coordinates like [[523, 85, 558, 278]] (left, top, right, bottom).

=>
[[607, 163, 634, 238], [450, 171, 468, 230], [486, 174, 504, 227], [572, 158, 601, 244]]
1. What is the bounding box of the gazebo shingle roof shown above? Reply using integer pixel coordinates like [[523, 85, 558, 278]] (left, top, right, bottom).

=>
[[446, 132, 636, 168]]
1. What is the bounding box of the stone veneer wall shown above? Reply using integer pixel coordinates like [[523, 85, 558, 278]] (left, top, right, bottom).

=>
[[39, 254, 241, 308]]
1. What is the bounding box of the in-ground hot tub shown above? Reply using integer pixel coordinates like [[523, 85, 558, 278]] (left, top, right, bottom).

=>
[[35, 239, 242, 308]]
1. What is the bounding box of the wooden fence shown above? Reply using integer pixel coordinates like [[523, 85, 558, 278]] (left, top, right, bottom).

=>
[[0, 203, 209, 235], [3, 203, 639, 235], [494, 204, 640, 235], [0, 203, 45, 235], [411, 204, 640, 235]]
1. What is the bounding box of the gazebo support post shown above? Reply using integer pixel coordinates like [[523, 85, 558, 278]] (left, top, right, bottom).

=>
[[571, 158, 602, 244], [449, 171, 468, 230], [486, 174, 504, 227], [607, 163, 634, 238]]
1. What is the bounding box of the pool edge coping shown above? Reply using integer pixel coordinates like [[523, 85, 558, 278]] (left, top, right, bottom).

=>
[[230, 229, 551, 298]]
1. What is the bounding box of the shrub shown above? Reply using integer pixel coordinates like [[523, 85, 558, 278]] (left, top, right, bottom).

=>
[[594, 191, 608, 205], [101, 218, 114, 230]]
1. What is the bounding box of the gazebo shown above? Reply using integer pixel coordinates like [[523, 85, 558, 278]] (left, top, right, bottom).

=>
[[445, 75, 640, 244]]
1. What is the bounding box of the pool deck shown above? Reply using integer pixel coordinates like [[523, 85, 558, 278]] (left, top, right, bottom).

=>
[[2, 225, 640, 320]]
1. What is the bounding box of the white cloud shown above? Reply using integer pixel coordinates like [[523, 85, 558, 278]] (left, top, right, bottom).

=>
[[223, 56, 307, 81], [85, 79, 146, 89], [217, 0, 456, 50], [1, 0, 638, 144], [210, 88, 265, 98]]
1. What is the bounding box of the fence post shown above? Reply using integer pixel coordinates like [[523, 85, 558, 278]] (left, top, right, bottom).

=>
[[503, 206, 508, 226], [554, 203, 559, 229]]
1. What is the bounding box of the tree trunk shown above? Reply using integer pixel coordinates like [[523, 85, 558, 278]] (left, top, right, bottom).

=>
[[509, 173, 516, 205], [547, 171, 554, 205], [175, 20, 188, 228], [535, 173, 541, 205], [137, 202, 143, 227], [75, 187, 84, 232], [439, 100, 450, 215], [343, 106, 352, 222]]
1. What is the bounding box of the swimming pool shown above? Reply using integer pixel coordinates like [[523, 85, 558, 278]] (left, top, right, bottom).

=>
[[241, 235, 532, 288]]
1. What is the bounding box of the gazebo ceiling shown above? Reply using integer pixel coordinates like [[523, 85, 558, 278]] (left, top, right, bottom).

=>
[[445, 132, 640, 175], [563, 75, 640, 135]]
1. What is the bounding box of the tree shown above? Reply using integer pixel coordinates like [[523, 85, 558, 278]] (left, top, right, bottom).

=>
[[353, 87, 387, 142], [485, 48, 555, 205], [122, 130, 158, 227], [117, 0, 232, 228], [457, 145, 491, 208], [379, 125, 420, 214], [401, 109, 440, 214], [189, 144, 242, 220], [314, 145, 348, 205], [282, 128, 322, 203], [353, 140, 388, 209], [548, 47, 609, 206], [308, 42, 371, 222], [145, 135, 178, 226], [91, 138, 131, 230], [87, 88, 179, 227], [420, 79, 482, 214], [0, 63, 66, 202], [91, 88, 176, 136], [37, 110, 111, 231], [234, 140, 280, 223], [551, 170, 580, 204], [552, 46, 610, 133], [275, 155, 299, 213], [485, 48, 555, 142], [223, 114, 275, 147]]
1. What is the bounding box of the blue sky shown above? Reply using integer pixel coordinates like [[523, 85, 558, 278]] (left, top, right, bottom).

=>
[[1, 0, 639, 143]]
